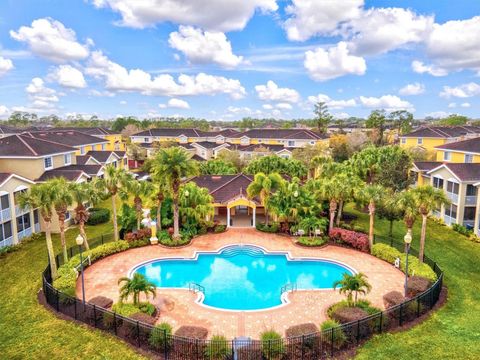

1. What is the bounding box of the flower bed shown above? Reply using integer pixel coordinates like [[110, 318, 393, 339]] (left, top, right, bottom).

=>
[[329, 228, 370, 252]]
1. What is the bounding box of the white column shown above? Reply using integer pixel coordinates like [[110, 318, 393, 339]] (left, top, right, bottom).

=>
[[252, 207, 256, 227], [227, 207, 231, 228]]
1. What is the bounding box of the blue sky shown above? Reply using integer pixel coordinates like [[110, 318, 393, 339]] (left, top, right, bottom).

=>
[[0, 0, 480, 121]]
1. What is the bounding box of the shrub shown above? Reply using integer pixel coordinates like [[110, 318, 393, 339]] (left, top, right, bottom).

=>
[[138, 302, 156, 316], [175, 325, 209, 339], [149, 322, 173, 350], [88, 296, 113, 309], [329, 228, 369, 252], [102, 311, 123, 330], [160, 236, 191, 247], [285, 323, 318, 338], [86, 207, 110, 225], [260, 330, 284, 359], [111, 302, 141, 317], [127, 238, 150, 249], [330, 306, 369, 324], [205, 335, 230, 359], [320, 320, 346, 349], [124, 228, 151, 243], [296, 236, 328, 247], [383, 291, 405, 308], [452, 223, 473, 236], [371, 243, 401, 264], [129, 312, 156, 326], [214, 224, 226, 233], [256, 222, 279, 233], [407, 276, 431, 297], [53, 266, 77, 297]]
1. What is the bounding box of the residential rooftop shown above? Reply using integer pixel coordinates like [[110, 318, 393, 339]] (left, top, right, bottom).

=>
[[0, 134, 76, 157]]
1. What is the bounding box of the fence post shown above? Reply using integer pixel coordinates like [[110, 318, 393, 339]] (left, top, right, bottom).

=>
[[136, 321, 140, 347], [93, 305, 97, 328], [356, 320, 360, 344], [163, 329, 168, 360], [417, 299, 421, 317], [301, 335, 305, 360], [231, 339, 235, 359], [378, 312, 383, 332], [268, 339, 272, 359], [113, 313, 117, 335], [74, 299, 77, 320], [56, 289, 60, 311], [399, 303, 403, 326], [196, 339, 199, 360], [330, 328, 334, 357], [101, 234, 104, 245]]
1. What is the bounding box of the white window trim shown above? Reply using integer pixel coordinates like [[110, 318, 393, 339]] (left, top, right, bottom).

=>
[[465, 154, 473, 163], [417, 138, 423, 145], [64, 153, 72, 166], [44, 156, 53, 170], [80, 146, 85, 155], [444, 151, 451, 161]]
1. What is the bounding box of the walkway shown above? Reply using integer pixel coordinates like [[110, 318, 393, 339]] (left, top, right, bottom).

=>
[[77, 229, 404, 339]]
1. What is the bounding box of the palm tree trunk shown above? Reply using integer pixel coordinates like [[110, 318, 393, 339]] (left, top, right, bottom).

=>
[[265, 207, 269, 226], [59, 217, 68, 263], [336, 200, 344, 227], [329, 199, 337, 233], [137, 215, 141, 230], [157, 201, 162, 231], [111, 194, 118, 241], [79, 222, 90, 250], [368, 201, 375, 250], [173, 192, 180, 241], [45, 220, 57, 280], [419, 214, 427, 263]]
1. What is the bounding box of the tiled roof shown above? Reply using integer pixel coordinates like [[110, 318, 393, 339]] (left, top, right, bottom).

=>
[[75, 155, 91, 165], [0, 125, 22, 135], [191, 154, 206, 161], [86, 150, 119, 163], [0, 134, 76, 157], [0, 172, 12, 184], [36, 169, 89, 182], [232, 129, 327, 140], [191, 141, 229, 149], [189, 174, 255, 203], [429, 163, 480, 182], [402, 126, 480, 138], [114, 151, 126, 157], [413, 161, 443, 172], [43, 127, 119, 135], [60, 164, 103, 176], [132, 128, 207, 138], [24, 130, 108, 147], [435, 137, 480, 153], [233, 144, 290, 152]]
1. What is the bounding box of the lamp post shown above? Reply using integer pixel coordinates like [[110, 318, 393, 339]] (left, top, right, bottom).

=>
[[403, 230, 412, 297], [75, 234, 86, 309]]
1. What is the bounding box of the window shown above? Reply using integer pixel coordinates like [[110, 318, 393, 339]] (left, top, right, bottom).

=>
[[16, 213, 31, 233], [0, 194, 9, 210], [80, 146, 85, 155], [144, 137, 149, 143], [444, 151, 451, 161], [433, 177, 444, 189], [64, 153, 72, 165], [310, 141, 315, 145], [445, 204, 457, 219], [0, 221, 12, 241], [44, 157, 53, 170], [33, 209, 39, 225], [466, 184, 477, 196], [64, 212, 71, 221], [465, 154, 474, 163], [446, 181, 459, 194], [288, 140, 295, 147], [101, 144, 106, 150], [401, 138, 406, 144], [417, 138, 423, 145], [464, 207, 476, 221]]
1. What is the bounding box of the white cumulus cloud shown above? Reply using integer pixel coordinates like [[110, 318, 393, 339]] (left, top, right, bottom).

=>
[[168, 26, 244, 68], [0, 105, 9, 117], [10, 18, 90, 63], [159, 98, 190, 109], [255, 80, 300, 103], [304, 42, 366, 81], [440, 82, 480, 98], [399, 83, 425, 96], [85, 51, 246, 99], [359, 95, 413, 111], [275, 103, 292, 110], [25, 77, 59, 109], [411, 60, 448, 77], [0, 57, 14, 76], [307, 94, 357, 110], [91, 0, 278, 31], [48, 65, 87, 88]]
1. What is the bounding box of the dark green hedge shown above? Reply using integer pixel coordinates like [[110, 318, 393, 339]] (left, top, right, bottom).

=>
[[86, 208, 110, 225]]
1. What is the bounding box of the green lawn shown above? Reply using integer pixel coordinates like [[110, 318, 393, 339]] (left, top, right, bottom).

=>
[[0, 203, 479, 359]]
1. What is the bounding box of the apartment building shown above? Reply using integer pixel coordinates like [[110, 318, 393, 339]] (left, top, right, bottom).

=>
[[43, 127, 125, 151], [434, 137, 480, 163], [399, 126, 480, 152]]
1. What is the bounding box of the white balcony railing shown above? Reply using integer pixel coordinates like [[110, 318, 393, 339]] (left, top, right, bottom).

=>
[[443, 215, 456, 226], [446, 192, 459, 204], [34, 223, 40, 233], [432, 210, 441, 219], [0, 207, 11, 223], [15, 204, 29, 217], [0, 236, 13, 248], [465, 195, 477, 206], [17, 227, 32, 240]]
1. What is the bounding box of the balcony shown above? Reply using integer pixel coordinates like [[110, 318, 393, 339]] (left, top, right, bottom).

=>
[[446, 192, 459, 204], [34, 222, 40, 233], [465, 195, 477, 206], [432, 210, 441, 218], [15, 204, 29, 217], [0, 236, 13, 248], [17, 227, 32, 240], [463, 220, 475, 229], [443, 215, 456, 226], [0, 207, 11, 223]]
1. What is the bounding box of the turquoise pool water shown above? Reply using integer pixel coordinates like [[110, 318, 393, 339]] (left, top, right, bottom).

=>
[[133, 245, 353, 311]]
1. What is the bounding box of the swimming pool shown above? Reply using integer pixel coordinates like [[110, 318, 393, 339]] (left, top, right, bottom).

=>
[[132, 245, 354, 311]]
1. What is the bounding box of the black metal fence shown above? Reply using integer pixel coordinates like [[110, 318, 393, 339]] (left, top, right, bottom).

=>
[[42, 234, 443, 359]]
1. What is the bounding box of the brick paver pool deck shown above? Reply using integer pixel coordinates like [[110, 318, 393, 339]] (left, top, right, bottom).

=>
[[77, 229, 404, 339]]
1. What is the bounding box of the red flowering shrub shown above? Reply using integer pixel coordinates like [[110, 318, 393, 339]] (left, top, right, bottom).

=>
[[124, 228, 152, 243], [329, 228, 369, 252]]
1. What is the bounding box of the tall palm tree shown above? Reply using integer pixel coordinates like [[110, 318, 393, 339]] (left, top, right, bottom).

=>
[[94, 165, 134, 241], [247, 172, 284, 225], [118, 273, 156, 306], [70, 181, 103, 250], [396, 189, 418, 246], [335, 172, 362, 227], [150, 148, 198, 240], [179, 182, 214, 225], [357, 184, 385, 250], [17, 183, 58, 279], [333, 273, 372, 306], [412, 185, 450, 262], [150, 172, 169, 232], [124, 180, 153, 229], [50, 178, 74, 263]]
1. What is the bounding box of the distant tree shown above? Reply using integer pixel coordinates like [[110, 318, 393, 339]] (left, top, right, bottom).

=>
[[389, 110, 413, 135], [314, 102, 333, 134], [112, 116, 140, 132], [437, 114, 469, 126], [245, 155, 307, 178], [292, 143, 331, 176], [377, 192, 404, 238], [199, 159, 237, 175], [216, 150, 246, 172], [365, 110, 387, 145], [329, 134, 351, 162]]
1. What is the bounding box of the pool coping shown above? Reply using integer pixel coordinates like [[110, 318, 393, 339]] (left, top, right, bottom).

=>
[[127, 243, 359, 313]]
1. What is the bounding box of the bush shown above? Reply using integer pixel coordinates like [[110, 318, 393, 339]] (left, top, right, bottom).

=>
[[452, 223, 473, 236], [383, 291, 405, 308], [175, 325, 209, 339], [214, 224, 226, 233], [124, 228, 151, 243], [86, 207, 110, 225], [285, 323, 318, 338], [407, 276, 431, 297], [330, 306, 369, 324], [260, 330, 284, 359], [160, 236, 191, 247], [138, 302, 156, 316], [129, 312, 156, 326], [111, 302, 142, 317], [296, 236, 328, 247], [149, 322, 173, 350], [127, 238, 150, 249], [320, 320, 346, 349], [329, 228, 369, 252], [371, 243, 437, 282], [205, 335, 230, 359], [256, 222, 279, 233]]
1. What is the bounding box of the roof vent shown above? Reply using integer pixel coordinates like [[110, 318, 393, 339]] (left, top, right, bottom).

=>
[[212, 176, 222, 180]]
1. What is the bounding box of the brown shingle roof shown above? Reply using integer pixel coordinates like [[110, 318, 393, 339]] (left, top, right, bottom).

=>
[[47, 127, 119, 135], [133, 128, 207, 138], [189, 174, 255, 203], [402, 126, 480, 139], [413, 161, 443, 172], [36, 169, 89, 182], [60, 164, 103, 177], [429, 163, 480, 182], [0, 134, 76, 157], [435, 137, 480, 153], [24, 130, 108, 147], [232, 129, 327, 140], [86, 150, 119, 163]]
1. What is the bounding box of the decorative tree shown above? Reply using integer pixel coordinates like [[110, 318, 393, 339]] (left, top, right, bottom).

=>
[[356, 184, 385, 250], [118, 273, 156, 306], [247, 172, 284, 225], [333, 273, 372, 306]]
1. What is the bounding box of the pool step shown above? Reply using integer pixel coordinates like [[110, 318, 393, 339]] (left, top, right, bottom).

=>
[[221, 246, 265, 258]]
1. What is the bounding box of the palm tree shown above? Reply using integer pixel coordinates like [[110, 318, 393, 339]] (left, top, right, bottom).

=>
[[412, 185, 450, 262], [150, 172, 169, 232], [247, 172, 284, 225], [124, 180, 153, 229], [17, 183, 58, 279], [50, 178, 74, 262], [118, 273, 156, 306], [94, 165, 134, 241], [333, 273, 372, 306], [356, 184, 385, 250], [70, 182, 103, 250], [150, 148, 198, 240], [335, 172, 362, 227], [313, 176, 343, 233], [179, 182, 214, 225], [396, 189, 418, 247]]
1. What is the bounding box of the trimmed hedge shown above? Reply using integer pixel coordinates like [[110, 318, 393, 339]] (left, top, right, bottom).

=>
[[296, 236, 328, 247], [86, 208, 110, 225], [256, 222, 279, 233], [407, 276, 431, 297], [320, 320, 346, 349], [371, 243, 437, 282]]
